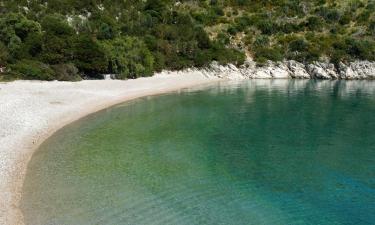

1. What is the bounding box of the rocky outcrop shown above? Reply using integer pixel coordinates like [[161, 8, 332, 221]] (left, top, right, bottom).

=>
[[200, 59, 375, 80], [306, 62, 338, 79], [339, 61, 375, 80], [287, 60, 310, 79]]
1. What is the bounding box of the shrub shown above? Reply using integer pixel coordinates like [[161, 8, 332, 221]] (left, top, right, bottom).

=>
[[213, 7, 225, 16], [234, 16, 252, 31], [280, 22, 302, 33], [317, 7, 341, 22], [0, 41, 9, 66], [369, 20, 375, 35], [73, 35, 108, 77], [217, 48, 245, 66], [194, 50, 212, 67], [9, 59, 55, 80], [40, 33, 73, 64], [305, 16, 324, 31], [289, 38, 308, 52], [0, 13, 41, 43], [227, 25, 238, 35], [346, 39, 375, 60], [209, 42, 245, 66], [51, 63, 81, 81], [41, 14, 74, 36], [253, 47, 283, 63], [195, 26, 211, 49], [339, 11, 352, 25], [100, 36, 154, 79], [217, 32, 230, 45], [256, 19, 277, 35], [253, 35, 269, 47]]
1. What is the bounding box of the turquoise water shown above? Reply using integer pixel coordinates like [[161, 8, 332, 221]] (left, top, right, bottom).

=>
[[21, 80, 375, 225]]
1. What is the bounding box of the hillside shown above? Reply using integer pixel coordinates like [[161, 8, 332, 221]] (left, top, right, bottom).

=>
[[0, 0, 374, 81]]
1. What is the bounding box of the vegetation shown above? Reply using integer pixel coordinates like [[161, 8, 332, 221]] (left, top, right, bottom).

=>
[[0, 0, 374, 80]]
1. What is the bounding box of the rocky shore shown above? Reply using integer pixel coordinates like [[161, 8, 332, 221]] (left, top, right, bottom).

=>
[[187, 59, 375, 80]]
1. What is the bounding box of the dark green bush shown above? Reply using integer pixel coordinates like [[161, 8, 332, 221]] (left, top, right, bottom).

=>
[[0, 41, 9, 66], [9, 60, 55, 80], [227, 26, 239, 35], [100, 36, 154, 79], [346, 39, 375, 60], [369, 20, 375, 35], [289, 39, 309, 52], [73, 35, 108, 78], [256, 19, 278, 35], [253, 35, 269, 47], [51, 63, 81, 81], [254, 47, 283, 63], [41, 14, 74, 36], [217, 32, 230, 45], [305, 16, 324, 31]]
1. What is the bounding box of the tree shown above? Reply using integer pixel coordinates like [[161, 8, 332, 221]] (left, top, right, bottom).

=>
[[9, 59, 55, 80], [41, 14, 74, 36], [0, 13, 42, 60], [100, 37, 154, 79], [40, 14, 75, 64], [0, 13, 41, 43], [73, 35, 108, 77], [0, 41, 9, 66]]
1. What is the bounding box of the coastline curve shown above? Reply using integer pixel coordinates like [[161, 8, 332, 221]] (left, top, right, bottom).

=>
[[0, 72, 220, 225]]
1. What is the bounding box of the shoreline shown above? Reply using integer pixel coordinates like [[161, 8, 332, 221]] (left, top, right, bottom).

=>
[[1, 64, 375, 224], [0, 72, 220, 225]]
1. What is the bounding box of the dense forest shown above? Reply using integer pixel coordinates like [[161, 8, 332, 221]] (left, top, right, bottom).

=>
[[0, 0, 374, 81]]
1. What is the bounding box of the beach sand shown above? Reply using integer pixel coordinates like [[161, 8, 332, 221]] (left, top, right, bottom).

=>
[[0, 72, 219, 225]]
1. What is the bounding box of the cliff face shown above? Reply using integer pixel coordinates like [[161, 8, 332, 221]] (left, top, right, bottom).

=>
[[200, 60, 375, 80]]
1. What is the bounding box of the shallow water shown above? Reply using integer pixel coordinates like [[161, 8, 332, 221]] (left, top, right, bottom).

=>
[[21, 80, 375, 225]]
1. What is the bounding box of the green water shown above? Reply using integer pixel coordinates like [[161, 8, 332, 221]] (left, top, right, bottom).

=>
[[21, 80, 375, 225]]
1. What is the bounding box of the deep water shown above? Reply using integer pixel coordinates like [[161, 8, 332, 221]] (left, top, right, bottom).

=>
[[21, 80, 375, 225]]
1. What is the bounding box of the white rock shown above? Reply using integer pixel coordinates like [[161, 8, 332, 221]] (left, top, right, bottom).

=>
[[252, 69, 273, 79], [338, 62, 357, 79], [307, 62, 338, 79], [287, 60, 311, 79], [349, 61, 375, 79], [270, 63, 291, 78]]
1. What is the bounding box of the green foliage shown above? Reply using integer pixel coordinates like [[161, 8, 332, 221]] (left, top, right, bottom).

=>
[[38, 14, 75, 64], [40, 33, 74, 64], [317, 6, 341, 22], [0, 13, 41, 43], [369, 20, 375, 35], [9, 60, 55, 80], [305, 16, 324, 31], [41, 14, 74, 36], [253, 47, 283, 64], [51, 63, 81, 81], [73, 35, 108, 77], [1, 0, 374, 80], [253, 35, 269, 47], [100, 37, 154, 79], [216, 47, 245, 66], [346, 39, 375, 61], [0, 41, 9, 66]]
